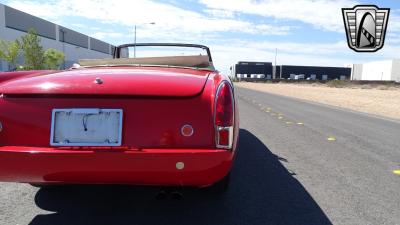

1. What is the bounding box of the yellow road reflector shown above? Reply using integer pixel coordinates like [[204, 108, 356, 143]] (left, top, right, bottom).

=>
[[327, 136, 336, 141], [393, 170, 400, 175], [285, 121, 293, 124], [278, 116, 283, 120], [265, 110, 270, 113], [297, 122, 304, 125]]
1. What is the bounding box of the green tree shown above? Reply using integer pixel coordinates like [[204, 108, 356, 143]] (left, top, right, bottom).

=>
[[1, 29, 65, 71], [0, 39, 20, 70], [44, 48, 65, 69], [19, 29, 45, 70]]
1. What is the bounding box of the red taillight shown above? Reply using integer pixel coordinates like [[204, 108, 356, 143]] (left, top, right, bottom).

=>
[[215, 81, 234, 149], [215, 82, 234, 127]]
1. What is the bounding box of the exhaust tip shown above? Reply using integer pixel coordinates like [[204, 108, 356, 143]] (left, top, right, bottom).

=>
[[155, 190, 167, 200], [171, 191, 183, 200]]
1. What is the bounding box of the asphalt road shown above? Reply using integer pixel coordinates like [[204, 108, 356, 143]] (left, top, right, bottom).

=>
[[1, 86, 400, 225]]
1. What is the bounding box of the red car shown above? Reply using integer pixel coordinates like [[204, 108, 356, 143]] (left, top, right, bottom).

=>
[[0, 43, 239, 192]]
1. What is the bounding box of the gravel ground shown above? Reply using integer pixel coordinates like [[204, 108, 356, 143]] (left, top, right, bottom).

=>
[[235, 82, 400, 120]]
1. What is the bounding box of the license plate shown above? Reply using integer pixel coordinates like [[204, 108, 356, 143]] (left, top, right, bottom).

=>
[[50, 108, 123, 146]]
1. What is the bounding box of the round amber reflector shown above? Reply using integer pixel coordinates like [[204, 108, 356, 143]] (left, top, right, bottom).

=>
[[181, 124, 194, 137], [176, 162, 185, 170]]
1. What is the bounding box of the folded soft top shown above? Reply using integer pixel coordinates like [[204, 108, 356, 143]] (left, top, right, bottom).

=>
[[79, 55, 214, 70]]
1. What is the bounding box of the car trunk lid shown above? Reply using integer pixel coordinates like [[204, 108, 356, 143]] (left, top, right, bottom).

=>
[[0, 67, 210, 97]]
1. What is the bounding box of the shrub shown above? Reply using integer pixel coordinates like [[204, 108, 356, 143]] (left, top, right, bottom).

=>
[[44, 48, 65, 69], [327, 80, 347, 88], [0, 39, 20, 70]]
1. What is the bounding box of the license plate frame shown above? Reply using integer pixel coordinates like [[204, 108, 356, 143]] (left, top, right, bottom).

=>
[[50, 108, 123, 147]]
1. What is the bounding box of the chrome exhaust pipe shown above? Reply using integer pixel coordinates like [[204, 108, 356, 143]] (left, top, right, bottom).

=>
[[171, 191, 183, 200], [155, 189, 167, 200], [155, 188, 183, 200]]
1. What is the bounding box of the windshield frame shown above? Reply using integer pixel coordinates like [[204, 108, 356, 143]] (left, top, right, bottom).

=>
[[113, 43, 214, 63]]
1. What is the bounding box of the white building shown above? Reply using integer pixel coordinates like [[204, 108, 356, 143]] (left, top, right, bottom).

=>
[[350, 59, 400, 82], [0, 3, 114, 71]]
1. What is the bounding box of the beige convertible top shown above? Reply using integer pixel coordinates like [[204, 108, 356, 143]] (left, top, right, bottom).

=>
[[78, 55, 214, 70]]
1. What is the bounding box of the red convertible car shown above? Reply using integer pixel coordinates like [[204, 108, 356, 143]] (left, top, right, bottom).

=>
[[0, 43, 238, 192]]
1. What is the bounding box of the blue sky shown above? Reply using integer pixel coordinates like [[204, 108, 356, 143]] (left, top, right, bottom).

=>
[[1, 0, 399, 74]]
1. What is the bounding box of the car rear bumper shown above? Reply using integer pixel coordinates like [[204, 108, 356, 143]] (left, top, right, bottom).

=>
[[0, 146, 234, 186]]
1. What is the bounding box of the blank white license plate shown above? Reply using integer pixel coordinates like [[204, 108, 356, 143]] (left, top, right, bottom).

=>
[[50, 108, 123, 146]]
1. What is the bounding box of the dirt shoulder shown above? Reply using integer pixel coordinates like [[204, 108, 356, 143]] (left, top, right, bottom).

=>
[[235, 82, 400, 120]]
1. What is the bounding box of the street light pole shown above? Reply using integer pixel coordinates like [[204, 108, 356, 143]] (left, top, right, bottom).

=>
[[133, 22, 155, 58], [273, 48, 277, 79], [134, 25, 137, 58]]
